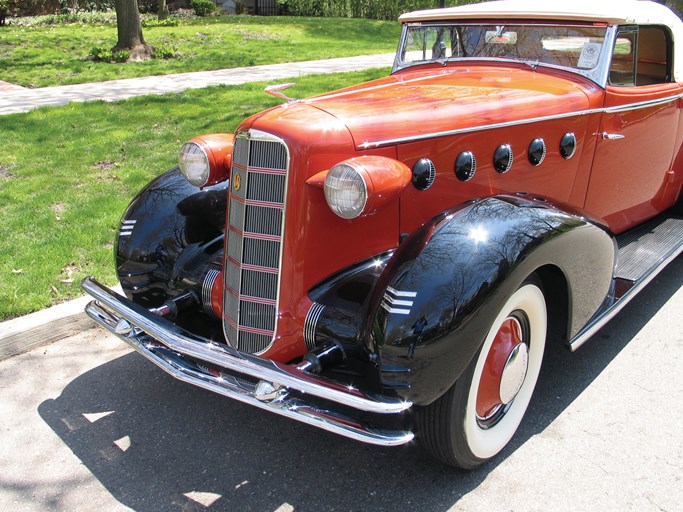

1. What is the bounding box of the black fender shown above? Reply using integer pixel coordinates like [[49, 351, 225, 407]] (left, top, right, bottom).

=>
[[369, 195, 615, 406], [306, 251, 395, 393], [116, 167, 227, 310]]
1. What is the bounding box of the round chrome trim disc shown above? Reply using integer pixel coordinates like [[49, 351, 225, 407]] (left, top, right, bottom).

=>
[[499, 342, 529, 405]]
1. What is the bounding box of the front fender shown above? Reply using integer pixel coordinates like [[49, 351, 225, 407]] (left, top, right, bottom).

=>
[[370, 195, 615, 406], [116, 167, 228, 309]]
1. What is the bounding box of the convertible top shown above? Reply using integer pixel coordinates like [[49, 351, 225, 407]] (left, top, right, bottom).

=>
[[400, 0, 680, 26]]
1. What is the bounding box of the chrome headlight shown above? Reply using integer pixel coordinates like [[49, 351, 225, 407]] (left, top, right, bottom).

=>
[[178, 142, 210, 187], [324, 163, 368, 219]]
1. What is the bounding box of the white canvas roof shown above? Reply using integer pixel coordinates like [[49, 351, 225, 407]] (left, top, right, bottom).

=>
[[399, 0, 683, 82], [399, 0, 681, 26]]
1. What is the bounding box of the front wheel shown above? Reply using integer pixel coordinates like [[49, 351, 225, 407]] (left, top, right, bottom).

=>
[[417, 279, 547, 468]]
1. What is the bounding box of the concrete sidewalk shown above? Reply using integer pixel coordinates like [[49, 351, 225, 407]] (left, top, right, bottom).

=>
[[0, 53, 394, 115]]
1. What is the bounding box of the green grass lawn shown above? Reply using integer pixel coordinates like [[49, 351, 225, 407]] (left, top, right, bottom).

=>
[[0, 68, 388, 320], [0, 16, 398, 87]]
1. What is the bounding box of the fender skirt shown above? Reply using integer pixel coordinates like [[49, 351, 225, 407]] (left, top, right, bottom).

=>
[[115, 167, 227, 310], [369, 195, 615, 406]]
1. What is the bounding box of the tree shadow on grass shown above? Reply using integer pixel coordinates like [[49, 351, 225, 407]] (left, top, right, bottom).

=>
[[38, 257, 682, 511]]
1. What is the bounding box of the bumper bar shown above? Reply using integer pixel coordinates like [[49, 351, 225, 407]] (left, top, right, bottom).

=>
[[82, 277, 414, 447]]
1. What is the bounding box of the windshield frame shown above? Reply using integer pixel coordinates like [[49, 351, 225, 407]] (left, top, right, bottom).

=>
[[392, 22, 618, 87]]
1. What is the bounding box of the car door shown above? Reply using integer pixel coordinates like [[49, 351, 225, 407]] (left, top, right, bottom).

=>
[[585, 25, 682, 234]]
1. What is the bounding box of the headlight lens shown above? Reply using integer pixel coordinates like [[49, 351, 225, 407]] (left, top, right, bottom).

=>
[[178, 142, 210, 187], [324, 163, 368, 219]]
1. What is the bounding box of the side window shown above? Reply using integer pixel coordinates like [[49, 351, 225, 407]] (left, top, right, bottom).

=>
[[636, 26, 671, 85], [609, 29, 637, 86], [609, 26, 672, 86]]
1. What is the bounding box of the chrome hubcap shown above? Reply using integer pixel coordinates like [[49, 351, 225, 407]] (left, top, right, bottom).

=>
[[499, 342, 529, 405]]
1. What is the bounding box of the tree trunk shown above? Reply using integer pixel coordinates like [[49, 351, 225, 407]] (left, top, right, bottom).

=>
[[158, 0, 169, 20], [113, 0, 152, 61]]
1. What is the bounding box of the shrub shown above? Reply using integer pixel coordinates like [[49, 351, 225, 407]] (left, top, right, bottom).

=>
[[137, 0, 158, 14], [8, 10, 194, 27], [59, 0, 114, 13], [152, 43, 177, 59], [275, 0, 482, 20], [172, 8, 197, 20], [90, 46, 129, 63], [190, 0, 216, 17], [142, 16, 180, 27], [5, 1, 114, 17], [10, 9, 118, 25]]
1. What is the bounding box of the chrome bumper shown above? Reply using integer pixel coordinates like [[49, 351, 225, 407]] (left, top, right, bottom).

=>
[[82, 277, 414, 447]]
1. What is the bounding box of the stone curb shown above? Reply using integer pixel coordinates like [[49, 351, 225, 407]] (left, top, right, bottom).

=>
[[0, 296, 95, 360], [0, 285, 122, 361]]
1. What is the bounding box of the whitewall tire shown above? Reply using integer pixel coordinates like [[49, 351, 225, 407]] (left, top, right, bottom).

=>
[[417, 278, 547, 468]]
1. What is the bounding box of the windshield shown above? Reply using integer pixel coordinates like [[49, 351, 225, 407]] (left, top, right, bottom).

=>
[[396, 23, 610, 82]]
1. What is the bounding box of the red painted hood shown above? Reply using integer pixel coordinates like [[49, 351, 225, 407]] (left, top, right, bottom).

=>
[[303, 65, 596, 149]]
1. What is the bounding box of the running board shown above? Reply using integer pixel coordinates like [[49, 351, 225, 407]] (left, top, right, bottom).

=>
[[614, 215, 683, 281], [569, 214, 683, 351]]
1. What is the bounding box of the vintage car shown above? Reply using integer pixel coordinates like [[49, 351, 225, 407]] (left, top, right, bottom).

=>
[[83, 0, 683, 468]]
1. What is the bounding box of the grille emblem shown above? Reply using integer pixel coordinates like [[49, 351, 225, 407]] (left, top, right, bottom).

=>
[[233, 173, 241, 191]]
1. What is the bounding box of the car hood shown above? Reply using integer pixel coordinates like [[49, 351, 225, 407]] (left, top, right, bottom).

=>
[[303, 65, 596, 149]]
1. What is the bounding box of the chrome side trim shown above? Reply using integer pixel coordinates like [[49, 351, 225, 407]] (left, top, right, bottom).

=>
[[381, 287, 417, 316], [359, 109, 598, 148], [82, 278, 412, 417], [569, 240, 683, 352], [604, 93, 683, 113], [359, 93, 683, 149], [119, 219, 136, 237]]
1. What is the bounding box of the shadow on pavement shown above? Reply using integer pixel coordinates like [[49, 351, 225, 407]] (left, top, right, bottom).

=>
[[38, 257, 682, 512]]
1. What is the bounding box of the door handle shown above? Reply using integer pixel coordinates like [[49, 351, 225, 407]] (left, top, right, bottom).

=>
[[600, 132, 626, 140]]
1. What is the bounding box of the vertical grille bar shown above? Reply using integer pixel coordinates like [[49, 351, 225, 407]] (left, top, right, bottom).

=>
[[223, 130, 289, 354]]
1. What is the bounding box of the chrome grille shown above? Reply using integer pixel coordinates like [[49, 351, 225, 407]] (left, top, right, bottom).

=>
[[223, 130, 289, 354], [245, 205, 283, 236], [243, 238, 280, 268]]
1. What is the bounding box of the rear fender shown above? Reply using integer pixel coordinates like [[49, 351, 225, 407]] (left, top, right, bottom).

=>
[[370, 195, 615, 406]]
